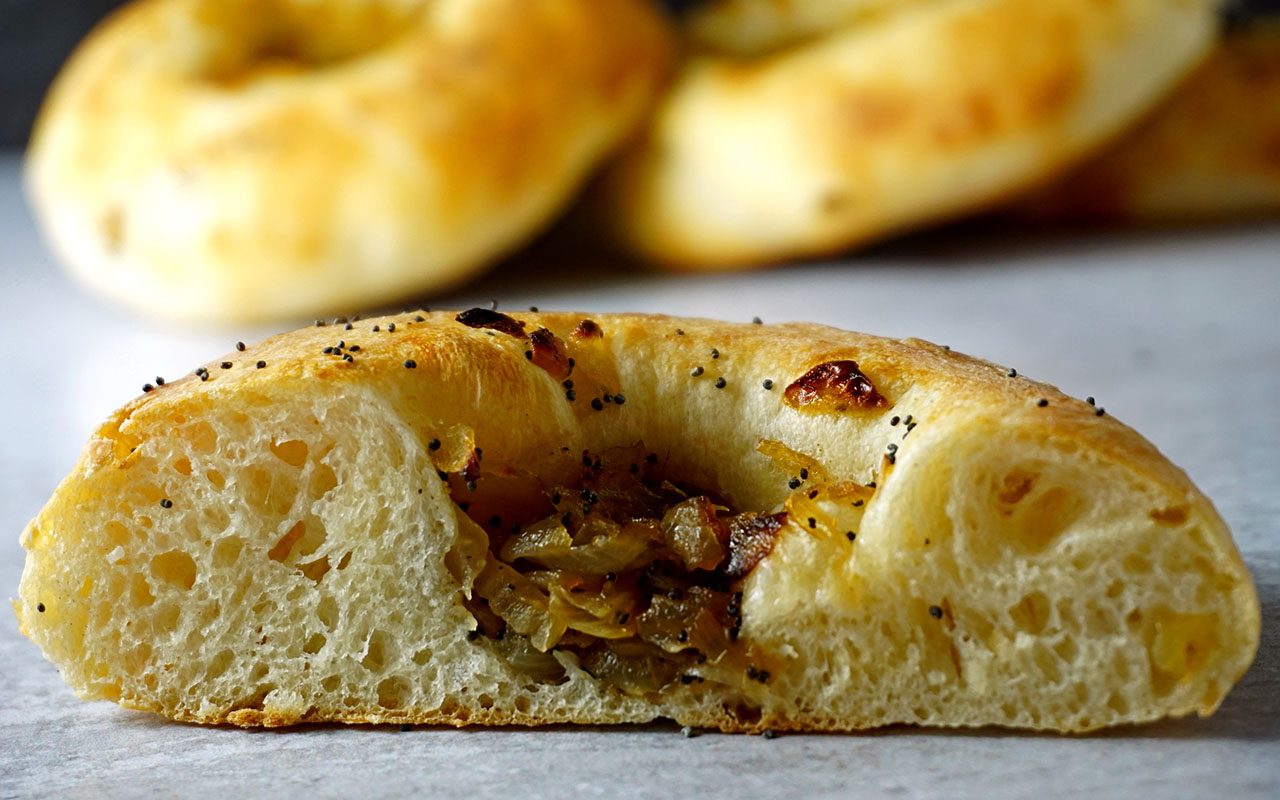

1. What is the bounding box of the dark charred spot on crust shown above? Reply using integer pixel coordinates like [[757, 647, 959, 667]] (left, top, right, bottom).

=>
[[456, 308, 527, 338], [724, 512, 788, 578], [529, 328, 571, 380], [783, 360, 887, 413], [573, 319, 604, 340]]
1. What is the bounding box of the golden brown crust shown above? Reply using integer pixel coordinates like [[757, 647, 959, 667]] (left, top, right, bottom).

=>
[[594, 0, 1215, 269], [1014, 23, 1280, 223], [18, 311, 1260, 732], [25, 0, 675, 322]]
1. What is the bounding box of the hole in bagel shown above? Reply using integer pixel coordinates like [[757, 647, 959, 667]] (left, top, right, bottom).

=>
[[444, 442, 869, 705], [199, 2, 420, 85]]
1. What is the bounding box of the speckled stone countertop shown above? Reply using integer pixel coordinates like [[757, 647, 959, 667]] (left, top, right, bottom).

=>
[[1, 154, 1276, 799]]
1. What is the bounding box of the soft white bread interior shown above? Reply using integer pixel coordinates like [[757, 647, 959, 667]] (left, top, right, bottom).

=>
[[25, 0, 674, 322], [16, 312, 1259, 731], [595, 0, 1216, 269], [1013, 21, 1280, 224]]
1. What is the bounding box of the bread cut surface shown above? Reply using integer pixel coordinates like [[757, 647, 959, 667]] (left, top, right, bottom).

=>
[[16, 312, 1259, 731], [25, 0, 674, 322], [595, 0, 1216, 269], [1013, 22, 1280, 224]]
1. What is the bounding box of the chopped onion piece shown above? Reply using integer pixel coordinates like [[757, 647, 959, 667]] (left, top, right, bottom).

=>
[[661, 497, 727, 570], [756, 438, 831, 484], [578, 641, 684, 696], [474, 555, 565, 651], [445, 507, 490, 598], [636, 586, 732, 660], [501, 515, 664, 574]]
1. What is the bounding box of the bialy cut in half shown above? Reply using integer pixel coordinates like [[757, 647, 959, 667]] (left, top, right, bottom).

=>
[[16, 312, 1259, 731]]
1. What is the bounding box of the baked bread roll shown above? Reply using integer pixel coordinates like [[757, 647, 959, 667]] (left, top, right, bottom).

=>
[[16, 311, 1259, 731], [1013, 21, 1280, 223], [25, 0, 674, 323], [595, 0, 1217, 269]]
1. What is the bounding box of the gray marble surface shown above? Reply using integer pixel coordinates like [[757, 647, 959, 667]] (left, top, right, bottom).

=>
[[0, 152, 1276, 799]]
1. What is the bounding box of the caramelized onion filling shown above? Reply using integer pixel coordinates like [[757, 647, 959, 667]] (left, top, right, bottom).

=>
[[447, 444, 787, 700]]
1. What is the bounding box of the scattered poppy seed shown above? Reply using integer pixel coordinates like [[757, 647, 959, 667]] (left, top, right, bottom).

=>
[[1096, 407, 1106, 417], [788, 477, 802, 490], [1086, 396, 1096, 405], [429, 438, 441, 451], [846, 531, 856, 541], [236, 342, 246, 351], [762, 379, 773, 390], [160, 499, 173, 509], [256, 361, 267, 369], [691, 366, 704, 377], [714, 377, 727, 389], [404, 360, 417, 369], [142, 383, 153, 393], [1037, 399, 1049, 407], [155, 377, 165, 386], [928, 605, 943, 619], [220, 362, 232, 369], [752, 317, 762, 324], [1007, 368, 1018, 378], [710, 348, 720, 359], [37, 603, 45, 613]]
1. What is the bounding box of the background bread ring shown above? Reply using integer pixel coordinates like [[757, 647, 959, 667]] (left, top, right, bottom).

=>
[[1011, 22, 1280, 224], [25, 0, 675, 323], [596, 0, 1217, 269]]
